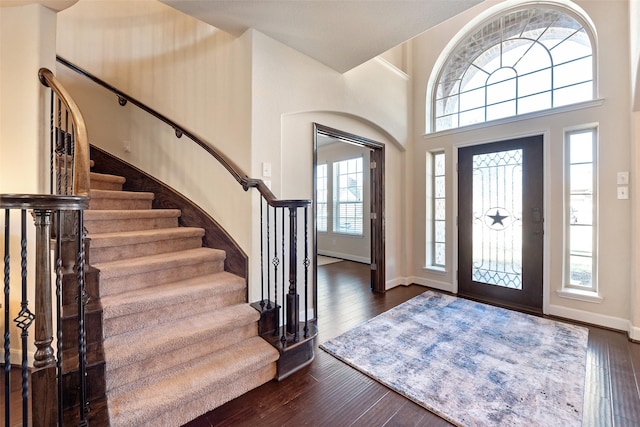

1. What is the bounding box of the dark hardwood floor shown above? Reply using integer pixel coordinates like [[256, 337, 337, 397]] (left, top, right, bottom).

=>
[[3, 260, 640, 426], [186, 260, 640, 427]]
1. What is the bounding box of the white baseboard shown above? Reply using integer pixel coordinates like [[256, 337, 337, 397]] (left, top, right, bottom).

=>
[[318, 250, 370, 264], [548, 304, 630, 332], [408, 276, 455, 293], [385, 277, 407, 290]]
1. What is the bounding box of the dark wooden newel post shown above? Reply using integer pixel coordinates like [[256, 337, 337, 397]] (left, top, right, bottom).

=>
[[31, 209, 57, 427], [286, 207, 299, 341]]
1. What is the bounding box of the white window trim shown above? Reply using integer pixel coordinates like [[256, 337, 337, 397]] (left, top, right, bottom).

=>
[[563, 126, 599, 295]]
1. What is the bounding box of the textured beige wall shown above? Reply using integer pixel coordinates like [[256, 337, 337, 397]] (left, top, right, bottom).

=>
[[0, 2, 57, 364]]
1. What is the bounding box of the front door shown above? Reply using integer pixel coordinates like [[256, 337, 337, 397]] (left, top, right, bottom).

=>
[[458, 136, 543, 313]]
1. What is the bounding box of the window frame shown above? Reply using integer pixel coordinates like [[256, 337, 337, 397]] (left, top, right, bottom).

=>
[[427, 151, 446, 269], [316, 163, 328, 233], [332, 156, 364, 236], [563, 127, 598, 294], [430, 4, 597, 133]]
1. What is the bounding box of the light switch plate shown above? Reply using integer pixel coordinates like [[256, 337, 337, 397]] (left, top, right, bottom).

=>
[[617, 171, 629, 185], [262, 162, 272, 177], [617, 186, 629, 200]]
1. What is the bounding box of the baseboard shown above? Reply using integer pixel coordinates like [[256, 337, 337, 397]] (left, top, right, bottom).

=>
[[408, 276, 455, 293], [318, 250, 370, 264], [385, 277, 407, 290], [548, 304, 630, 332]]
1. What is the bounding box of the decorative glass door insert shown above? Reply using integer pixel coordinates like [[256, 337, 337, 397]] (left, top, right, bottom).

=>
[[472, 149, 523, 289]]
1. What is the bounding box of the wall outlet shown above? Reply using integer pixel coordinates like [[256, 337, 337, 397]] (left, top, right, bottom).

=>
[[617, 186, 629, 200]]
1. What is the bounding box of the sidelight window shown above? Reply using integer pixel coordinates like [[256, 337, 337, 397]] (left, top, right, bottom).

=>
[[564, 128, 597, 292], [428, 152, 446, 267]]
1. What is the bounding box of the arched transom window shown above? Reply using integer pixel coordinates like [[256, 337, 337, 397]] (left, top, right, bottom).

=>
[[433, 5, 595, 132]]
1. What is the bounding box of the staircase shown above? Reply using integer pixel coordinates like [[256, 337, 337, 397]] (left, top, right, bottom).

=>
[[83, 168, 279, 426]]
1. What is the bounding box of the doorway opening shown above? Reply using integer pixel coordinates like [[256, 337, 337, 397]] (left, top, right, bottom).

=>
[[313, 123, 385, 293]]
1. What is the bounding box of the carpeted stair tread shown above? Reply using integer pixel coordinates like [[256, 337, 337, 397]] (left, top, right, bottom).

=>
[[84, 209, 181, 233], [89, 189, 154, 210], [103, 303, 260, 371], [107, 336, 279, 427], [88, 227, 206, 262], [88, 227, 204, 248], [90, 172, 126, 191], [101, 271, 245, 320], [93, 247, 224, 280], [100, 272, 246, 337], [85, 209, 181, 220]]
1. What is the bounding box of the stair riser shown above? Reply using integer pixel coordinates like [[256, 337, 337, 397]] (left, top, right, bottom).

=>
[[89, 198, 152, 210], [61, 310, 103, 351], [90, 236, 204, 264], [62, 268, 99, 307], [98, 259, 225, 297], [85, 217, 179, 234], [103, 289, 245, 338], [62, 363, 105, 409], [105, 322, 258, 395]]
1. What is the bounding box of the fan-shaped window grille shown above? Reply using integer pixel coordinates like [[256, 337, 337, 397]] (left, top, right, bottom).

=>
[[433, 6, 595, 132]]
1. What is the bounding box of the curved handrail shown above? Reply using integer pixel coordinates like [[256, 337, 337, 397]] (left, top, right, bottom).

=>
[[56, 56, 311, 209], [38, 67, 91, 198]]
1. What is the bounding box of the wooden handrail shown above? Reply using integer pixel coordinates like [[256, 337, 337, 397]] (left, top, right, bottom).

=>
[[38, 67, 90, 198], [56, 56, 311, 208]]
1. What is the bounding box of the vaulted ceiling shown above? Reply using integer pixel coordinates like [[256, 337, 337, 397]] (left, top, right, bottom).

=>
[[160, 0, 484, 73]]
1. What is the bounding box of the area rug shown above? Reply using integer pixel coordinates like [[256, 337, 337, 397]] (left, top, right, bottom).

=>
[[320, 291, 588, 426]]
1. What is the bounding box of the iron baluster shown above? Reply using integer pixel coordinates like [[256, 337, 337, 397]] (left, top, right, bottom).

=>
[[55, 210, 64, 426], [272, 206, 279, 337], [260, 197, 265, 309], [76, 209, 89, 426], [18, 210, 33, 426], [266, 199, 272, 310], [3, 210, 11, 424], [286, 207, 299, 341], [304, 206, 310, 338], [281, 208, 286, 343]]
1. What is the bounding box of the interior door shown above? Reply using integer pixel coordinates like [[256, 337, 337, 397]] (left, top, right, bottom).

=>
[[458, 136, 543, 313]]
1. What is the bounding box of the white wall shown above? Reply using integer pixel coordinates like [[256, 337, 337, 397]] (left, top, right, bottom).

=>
[[317, 141, 371, 263], [410, 0, 634, 331]]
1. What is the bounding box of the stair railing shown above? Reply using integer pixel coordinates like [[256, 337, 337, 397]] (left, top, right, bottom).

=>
[[1, 68, 90, 426], [56, 56, 314, 347]]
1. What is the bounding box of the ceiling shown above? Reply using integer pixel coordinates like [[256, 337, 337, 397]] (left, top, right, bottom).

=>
[[160, 0, 484, 73]]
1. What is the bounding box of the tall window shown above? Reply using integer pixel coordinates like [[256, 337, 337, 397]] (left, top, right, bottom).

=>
[[430, 152, 446, 267], [433, 5, 595, 132], [565, 128, 596, 292], [316, 163, 328, 232], [333, 157, 364, 235]]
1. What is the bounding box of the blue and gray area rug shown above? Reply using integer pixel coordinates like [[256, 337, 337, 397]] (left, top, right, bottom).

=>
[[320, 291, 588, 426]]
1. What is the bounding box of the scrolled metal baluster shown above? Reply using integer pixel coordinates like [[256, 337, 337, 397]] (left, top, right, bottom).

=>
[[304, 206, 310, 338], [76, 209, 89, 426], [281, 208, 286, 344], [4, 210, 11, 425], [55, 210, 64, 426], [272, 206, 279, 337], [266, 203, 272, 310]]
